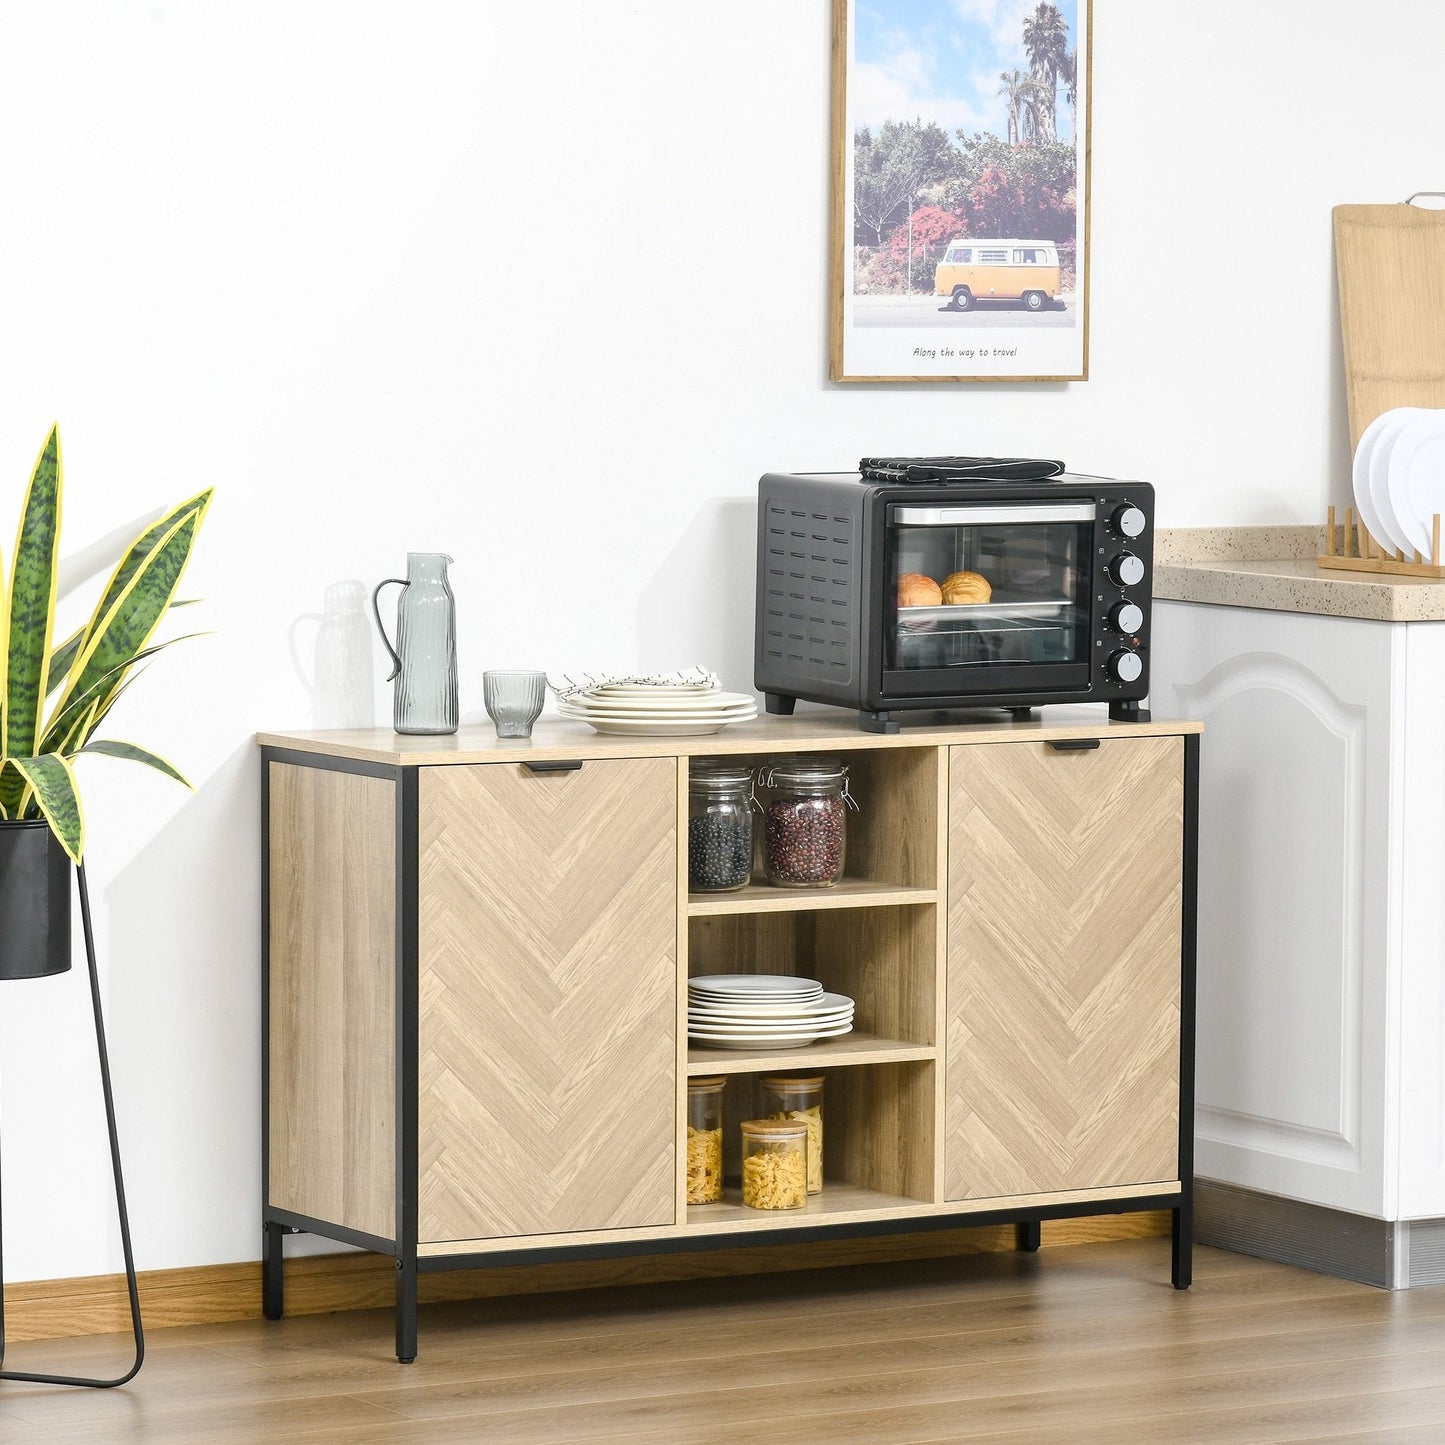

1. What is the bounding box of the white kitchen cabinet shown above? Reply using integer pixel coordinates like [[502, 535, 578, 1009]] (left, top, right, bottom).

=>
[[1151, 598, 1445, 1256]]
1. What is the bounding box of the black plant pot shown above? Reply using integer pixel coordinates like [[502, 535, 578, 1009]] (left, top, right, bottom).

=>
[[0, 819, 73, 980]]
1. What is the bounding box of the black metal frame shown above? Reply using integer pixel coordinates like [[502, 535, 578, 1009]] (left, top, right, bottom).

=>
[[260, 729, 1198, 1362], [0, 863, 145, 1388]]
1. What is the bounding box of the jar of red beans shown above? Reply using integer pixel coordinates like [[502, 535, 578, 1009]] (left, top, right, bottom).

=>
[[760, 756, 855, 888]]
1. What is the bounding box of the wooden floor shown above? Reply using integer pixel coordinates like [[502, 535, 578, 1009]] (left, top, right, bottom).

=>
[[4, 1239, 1445, 1442]]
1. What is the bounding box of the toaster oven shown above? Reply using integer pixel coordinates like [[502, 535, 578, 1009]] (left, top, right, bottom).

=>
[[754, 460, 1154, 733]]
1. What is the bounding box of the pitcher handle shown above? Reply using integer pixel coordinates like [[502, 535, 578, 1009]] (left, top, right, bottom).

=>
[[370, 578, 408, 682]]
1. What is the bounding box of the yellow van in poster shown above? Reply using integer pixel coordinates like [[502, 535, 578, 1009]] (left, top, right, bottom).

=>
[[934, 239, 1061, 312]]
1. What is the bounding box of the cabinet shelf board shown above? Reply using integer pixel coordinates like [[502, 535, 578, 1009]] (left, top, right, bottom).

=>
[[686, 1183, 928, 1230], [686, 1032, 935, 1074], [687, 879, 936, 916]]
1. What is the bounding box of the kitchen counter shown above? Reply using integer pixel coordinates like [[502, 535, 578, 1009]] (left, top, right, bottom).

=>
[[1156, 525, 1445, 622]]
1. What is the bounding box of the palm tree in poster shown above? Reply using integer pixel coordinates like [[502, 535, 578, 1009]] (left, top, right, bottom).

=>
[[998, 69, 1028, 146], [999, 70, 1046, 147], [1062, 45, 1078, 132], [1022, 2, 1069, 142]]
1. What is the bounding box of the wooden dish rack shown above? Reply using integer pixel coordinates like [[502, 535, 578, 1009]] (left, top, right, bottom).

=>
[[1318, 504, 1445, 579]]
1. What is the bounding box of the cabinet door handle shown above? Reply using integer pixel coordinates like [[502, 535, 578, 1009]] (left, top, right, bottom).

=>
[[1048, 738, 1100, 751], [522, 759, 584, 773]]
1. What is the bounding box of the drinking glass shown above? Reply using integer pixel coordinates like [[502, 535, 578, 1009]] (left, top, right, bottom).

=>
[[483, 670, 547, 738]]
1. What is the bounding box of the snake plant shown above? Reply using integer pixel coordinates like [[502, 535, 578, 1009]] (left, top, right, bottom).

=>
[[0, 424, 212, 862]]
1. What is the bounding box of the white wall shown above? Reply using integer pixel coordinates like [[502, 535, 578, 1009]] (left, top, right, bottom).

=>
[[0, 0, 1439, 1282]]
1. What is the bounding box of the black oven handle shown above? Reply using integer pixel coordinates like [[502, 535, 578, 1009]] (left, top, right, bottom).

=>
[[1047, 738, 1101, 751]]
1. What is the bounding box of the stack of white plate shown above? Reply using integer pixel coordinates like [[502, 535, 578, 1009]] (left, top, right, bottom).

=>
[[687, 974, 854, 1050], [558, 681, 758, 737], [1353, 407, 1445, 558]]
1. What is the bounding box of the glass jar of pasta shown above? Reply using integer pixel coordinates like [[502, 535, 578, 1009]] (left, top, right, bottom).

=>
[[686, 1076, 726, 1204], [740, 1117, 809, 1211], [759, 1074, 824, 1194]]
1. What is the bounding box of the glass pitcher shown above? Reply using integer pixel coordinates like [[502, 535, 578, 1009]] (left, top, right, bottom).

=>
[[371, 553, 459, 735]]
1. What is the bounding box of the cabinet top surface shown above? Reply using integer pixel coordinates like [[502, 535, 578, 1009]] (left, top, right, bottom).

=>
[[258, 706, 1200, 766]]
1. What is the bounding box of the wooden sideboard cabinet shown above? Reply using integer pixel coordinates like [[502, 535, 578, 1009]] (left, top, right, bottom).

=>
[[259, 711, 1200, 1361]]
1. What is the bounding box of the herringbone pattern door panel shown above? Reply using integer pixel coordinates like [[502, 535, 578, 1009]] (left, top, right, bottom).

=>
[[946, 738, 1183, 1201], [418, 758, 677, 1242]]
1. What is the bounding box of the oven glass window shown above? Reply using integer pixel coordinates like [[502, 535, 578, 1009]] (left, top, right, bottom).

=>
[[887, 507, 1092, 672]]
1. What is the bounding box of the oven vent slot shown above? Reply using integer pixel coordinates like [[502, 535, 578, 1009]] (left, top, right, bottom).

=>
[[761, 499, 855, 689]]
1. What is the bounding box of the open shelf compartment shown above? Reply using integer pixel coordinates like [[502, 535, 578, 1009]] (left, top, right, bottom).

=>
[[684, 1061, 937, 1226], [685, 744, 943, 902]]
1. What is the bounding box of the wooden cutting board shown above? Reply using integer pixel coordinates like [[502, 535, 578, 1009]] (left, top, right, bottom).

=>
[[1334, 197, 1445, 450]]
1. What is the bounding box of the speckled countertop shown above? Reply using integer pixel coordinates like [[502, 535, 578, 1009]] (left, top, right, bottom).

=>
[[1155, 526, 1445, 622]]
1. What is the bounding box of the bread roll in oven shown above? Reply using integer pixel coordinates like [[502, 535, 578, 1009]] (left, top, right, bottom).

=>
[[941, 570, 992, 605], [897, 572, 943, 607]]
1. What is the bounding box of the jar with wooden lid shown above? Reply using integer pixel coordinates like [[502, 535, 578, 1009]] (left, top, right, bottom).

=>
[[760, 756, 857, 888], [740, 1117, 809, 1210], [686, 1076, 726, 1204], [759, 1074, 824, 1194]]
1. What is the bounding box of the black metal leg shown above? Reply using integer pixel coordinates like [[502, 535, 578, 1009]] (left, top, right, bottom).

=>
[[1015, 1220, 1041, 1252], [764, 692, 796, 716], [262, 1222, 286, 1320], [395, 1257, 418, 1363], [1171, 1200, 1193, 1289], [0, 862, 145, 1387]]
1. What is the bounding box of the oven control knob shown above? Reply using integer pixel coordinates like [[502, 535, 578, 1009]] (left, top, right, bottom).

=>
[[1108, 648, 1144, 684], [1107, 552, 1146, 588], [1107, 601, 1144, 635], [1111, 504, 1147, 539]]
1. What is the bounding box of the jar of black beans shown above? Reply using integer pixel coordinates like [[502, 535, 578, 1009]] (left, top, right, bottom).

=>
[[760, 756, 855, 888], [687, 760, 757, 892]]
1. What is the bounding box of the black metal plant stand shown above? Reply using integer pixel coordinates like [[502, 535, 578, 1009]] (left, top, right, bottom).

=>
[[0, 863, 144, 1387]]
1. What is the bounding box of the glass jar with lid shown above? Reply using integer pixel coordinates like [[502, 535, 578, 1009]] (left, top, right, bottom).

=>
[[760, 755, 856, 888], [740, 1117, 809, 1210], [687, 759, 756, 892], [686, 1076, 726, 1204], [759, 1074, 824, 1193]]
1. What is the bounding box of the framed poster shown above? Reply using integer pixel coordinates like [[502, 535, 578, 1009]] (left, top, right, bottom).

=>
[[829, 0, 1091, 383]]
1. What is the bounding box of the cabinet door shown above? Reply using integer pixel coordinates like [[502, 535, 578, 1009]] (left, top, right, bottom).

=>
[[417, 757, 678, 1242], [945, 737, 1183, 1201]]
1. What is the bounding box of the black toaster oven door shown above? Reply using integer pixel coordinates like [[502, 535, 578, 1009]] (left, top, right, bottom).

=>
[[881, 501, 1095, 696]]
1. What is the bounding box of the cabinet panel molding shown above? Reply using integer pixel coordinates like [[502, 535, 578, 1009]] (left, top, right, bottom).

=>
[[1172, 651, 1364, 1168]]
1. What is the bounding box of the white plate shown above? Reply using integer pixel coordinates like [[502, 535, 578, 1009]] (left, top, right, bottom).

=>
[[690, 974, 822, 994], [687, 1018, 852, 1035], [1369, 409, 1429, 555], [565, 692, 756, 715], [567, 716, 753, 737], [687, 1005, 853, 1023], [1352, 409, 1412, 549], [1387, 411, 1445, 556], [688, 1025, 854, 1050], [559, 703, 757, 722], [687, 1007, 854, 1026], [687, 990, 852, 1017]]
